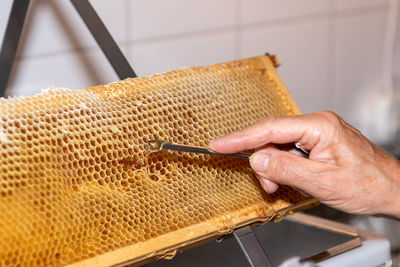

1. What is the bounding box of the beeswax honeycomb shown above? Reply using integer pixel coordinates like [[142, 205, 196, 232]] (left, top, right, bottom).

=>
[[0, 55, 314, 266]]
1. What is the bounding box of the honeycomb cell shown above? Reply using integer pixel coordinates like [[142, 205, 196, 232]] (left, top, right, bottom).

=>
[[0, 55, 314, 266]]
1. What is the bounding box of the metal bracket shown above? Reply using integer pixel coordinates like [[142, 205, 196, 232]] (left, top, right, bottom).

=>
[[0, 0, 136, 97], [0, 0, 31, 97], [233, 226, 273, 267], [70, 0, 136, 80]]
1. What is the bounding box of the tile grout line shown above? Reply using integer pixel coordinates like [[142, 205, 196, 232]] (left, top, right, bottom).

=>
[[234, 0, 243, 59], [124, 0, 132, 67], [123, 0, 129, 58], [13, 3, 387, 62], [328, 0, 338, 112], [239, 4, 387, 32], [13, 25, 238, 61]]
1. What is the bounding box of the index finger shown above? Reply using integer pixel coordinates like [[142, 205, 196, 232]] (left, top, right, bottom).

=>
[[209, 114, 322, 154]]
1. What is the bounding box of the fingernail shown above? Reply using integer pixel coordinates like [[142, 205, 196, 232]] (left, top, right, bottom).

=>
[[209, 137, 221, 147], [250, 153, 270, 172]]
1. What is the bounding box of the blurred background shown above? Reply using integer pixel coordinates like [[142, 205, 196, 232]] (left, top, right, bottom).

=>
[[1, 0, 400, 265]]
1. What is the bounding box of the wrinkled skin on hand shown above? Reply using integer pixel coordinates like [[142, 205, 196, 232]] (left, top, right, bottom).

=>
[[209, 111, 400, 219]]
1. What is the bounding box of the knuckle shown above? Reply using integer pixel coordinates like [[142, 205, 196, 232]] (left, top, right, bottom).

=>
[[349, 125, 362, 135], [258, 116, 275, 126], [318, 110, 343, 126], [264, 154, 292, 182], [314, 111, 346, 142]]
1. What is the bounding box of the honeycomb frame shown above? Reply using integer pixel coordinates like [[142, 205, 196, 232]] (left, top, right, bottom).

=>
[[0, 55, 317, 267]]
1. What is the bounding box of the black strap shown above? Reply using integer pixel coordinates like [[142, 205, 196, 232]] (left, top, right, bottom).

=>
[[0, 0, 31, 97], [70, 0, 137, 80]]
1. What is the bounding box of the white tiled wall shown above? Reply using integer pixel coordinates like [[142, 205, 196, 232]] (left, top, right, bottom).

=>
[[127, 0, 237, 41], [336, 0, 387, 11], [17, 0, 127, 58], [240, 18, 333, 112], [334, 9, 387, 126], [240, 0, 332, 24], [7, 48, 119, 96], [129, 30, 237, 76], [0, 0, 395, 141]]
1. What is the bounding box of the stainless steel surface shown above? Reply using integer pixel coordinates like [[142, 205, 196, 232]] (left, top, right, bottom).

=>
[[144, 213, 363, 267], [287, 213, 362, 263], [146, 140, 251, 159]]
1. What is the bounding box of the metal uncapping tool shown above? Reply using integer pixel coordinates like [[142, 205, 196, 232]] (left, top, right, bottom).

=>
[[146, 139, 251, 159]]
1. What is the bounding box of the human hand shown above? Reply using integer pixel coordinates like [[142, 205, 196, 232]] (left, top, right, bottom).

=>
[[209, 111, 400, 219]]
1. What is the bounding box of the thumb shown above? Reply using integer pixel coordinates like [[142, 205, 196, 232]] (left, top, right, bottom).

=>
[[250, 148, 329, 195]]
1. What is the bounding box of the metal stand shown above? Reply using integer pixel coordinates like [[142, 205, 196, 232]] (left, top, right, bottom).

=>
[[0, 0, 136, 97], [233, 226, 273, 267]]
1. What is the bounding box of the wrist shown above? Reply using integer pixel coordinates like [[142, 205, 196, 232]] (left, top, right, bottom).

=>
[[378, 158, 400, 220], [380, 195, 400, 220]]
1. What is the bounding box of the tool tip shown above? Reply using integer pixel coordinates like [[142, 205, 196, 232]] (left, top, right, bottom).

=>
[[147, 140, 165, 150]]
